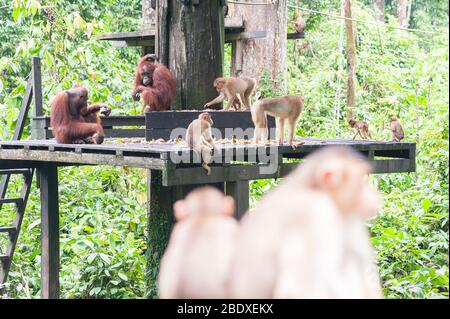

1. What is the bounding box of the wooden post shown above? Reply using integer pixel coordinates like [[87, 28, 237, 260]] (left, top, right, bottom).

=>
[[374, 0, 385, 23], [39, 164, 59, 299], [344, 0, 357, 120], [141, 0, 156, 54], [156, 0, 224, 109], [32, 57, 44, 140], [415, 83, 420, 143], [225, 181, 249, 219], [230, 0, 288, 94]]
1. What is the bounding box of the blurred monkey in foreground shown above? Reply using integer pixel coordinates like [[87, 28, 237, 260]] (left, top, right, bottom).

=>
[[158, 187, 238, 299], [228, 147, 383, 299], [185, 113, 219, 175], [251, 95, 304, 148]]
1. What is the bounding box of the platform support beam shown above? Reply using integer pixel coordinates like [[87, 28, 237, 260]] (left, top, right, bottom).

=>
[[225, 180, 249, 219], [39, 163, 60, 299]]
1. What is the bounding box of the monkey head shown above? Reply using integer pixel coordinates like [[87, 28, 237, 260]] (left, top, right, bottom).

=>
[[390, 116, 398, 122], [348, 118, 356, 127], [298, 147, 381, 219], [139, 63, 157, 87], [213, 78, 226, 92], [173, 187, 235, 221], [199, 112, 214, 126], [66, 86, 89, 117]]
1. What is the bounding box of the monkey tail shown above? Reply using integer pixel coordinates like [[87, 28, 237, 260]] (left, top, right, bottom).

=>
[[253, 101, 267, 128]]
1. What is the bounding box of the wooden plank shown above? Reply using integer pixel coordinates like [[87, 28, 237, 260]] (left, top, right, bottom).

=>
[[34, 116, 145, 128], [96, 30, 155, 41], [226, 31, 267, 42], [145, 111, 263, 128], [0, 227, 16, 234], [370, 159, 414, 174], [104, 129, 146, 138], [39, 164, 59, 299], [0, 198, 23, 205], [145, 111, 276, 140], [225, 181, 249, 219], [287, 32, 306, 39], [163, 162, 296, 186], [13, 78, 33, 140], [0, 149, 166, 170], [0, 169, 30, 175]]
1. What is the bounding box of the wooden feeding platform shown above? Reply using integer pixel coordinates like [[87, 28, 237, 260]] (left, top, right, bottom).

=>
[[1, 117, 417, 300], [0, 137, 416, 183]]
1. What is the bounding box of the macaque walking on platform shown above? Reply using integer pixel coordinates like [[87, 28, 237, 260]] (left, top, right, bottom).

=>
[[204, 77, 257, 111], [251, 95, 304, 149]]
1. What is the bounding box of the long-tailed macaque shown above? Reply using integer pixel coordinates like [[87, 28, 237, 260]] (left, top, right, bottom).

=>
[[204, 77, 257, 111], [185, 113, 219, 175], [388, 116, 404, 142], [228, 147, 383, 299], [158, 187, 239, 299], [348, 117, 373, 140], [251, 95, 304, 148]]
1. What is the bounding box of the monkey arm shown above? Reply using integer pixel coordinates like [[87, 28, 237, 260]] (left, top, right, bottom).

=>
[[204, 92, 225, 108], [81, 103, 111, 118]]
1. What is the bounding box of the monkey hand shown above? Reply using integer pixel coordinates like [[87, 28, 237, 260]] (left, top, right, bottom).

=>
[[92, 133, 105, 145], [203, 103, 210, 109], [132, 92, 141, 102], [99, 105, 112, 118]]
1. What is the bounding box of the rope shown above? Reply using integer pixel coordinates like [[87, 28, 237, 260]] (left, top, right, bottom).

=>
[[288, 3, 448, 37]]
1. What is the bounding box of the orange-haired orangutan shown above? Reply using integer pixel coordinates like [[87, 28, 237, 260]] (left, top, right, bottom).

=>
[[50, 85, 111, 144], [132, 54, 176, 112]]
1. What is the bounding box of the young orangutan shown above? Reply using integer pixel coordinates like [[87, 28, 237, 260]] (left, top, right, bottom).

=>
[[228, 146, 383, 299]]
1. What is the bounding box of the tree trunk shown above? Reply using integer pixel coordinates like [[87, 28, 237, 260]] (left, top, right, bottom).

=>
[[397, 0, 409, 28], [344, 0, 356, 120], [156, 0, 224, 109], [230, 0, 288, 94], [373, 0, 385, 23]]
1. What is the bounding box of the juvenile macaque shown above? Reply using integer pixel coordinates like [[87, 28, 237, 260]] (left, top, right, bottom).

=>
[[388, 116, 404, 142], [158, 187, 239, 299], [228, 146, 383, 299], [204, 77, 257, 111], [251, 95, 304, 148], [293, 10, 306, 33], [185, 113, 219, 175], [348, 117, 373, 140]]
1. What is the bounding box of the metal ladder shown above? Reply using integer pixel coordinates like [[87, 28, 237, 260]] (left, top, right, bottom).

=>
[[0, 58, 41, 286]]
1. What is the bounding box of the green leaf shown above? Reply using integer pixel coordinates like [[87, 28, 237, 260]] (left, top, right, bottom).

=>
[[118, 272, 128, 281], [421, 198, 432, 211]]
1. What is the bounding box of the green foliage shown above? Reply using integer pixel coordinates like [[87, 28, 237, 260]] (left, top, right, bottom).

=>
[[0, 0, 448, 299]]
